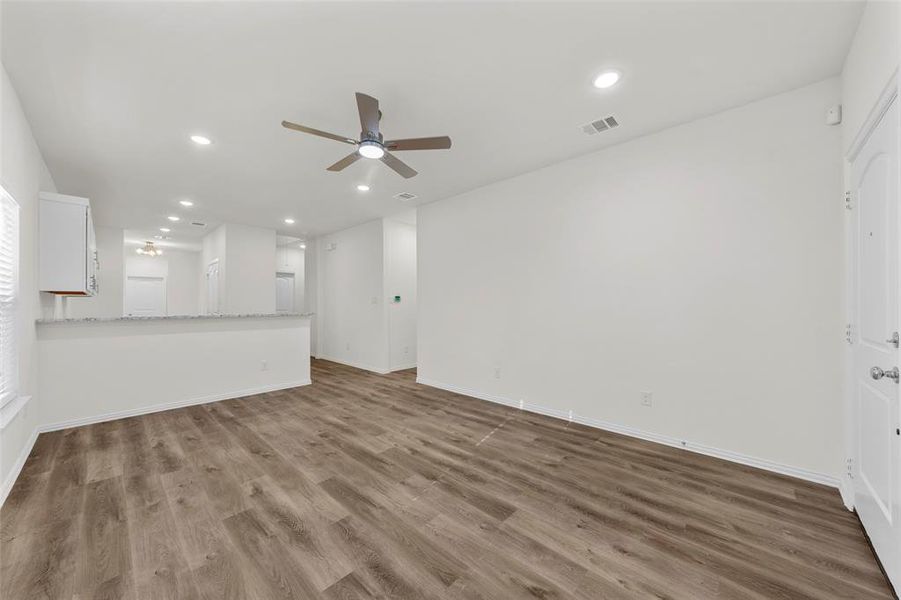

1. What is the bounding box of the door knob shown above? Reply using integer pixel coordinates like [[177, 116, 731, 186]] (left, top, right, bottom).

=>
[[870, 366, 900, 383]]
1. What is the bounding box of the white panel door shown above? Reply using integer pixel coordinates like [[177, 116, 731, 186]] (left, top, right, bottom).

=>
[[206, 260, 220, 315], [276, 272, 295, 313], [851, 95, 900, 590], [125, 276, 166, 317]]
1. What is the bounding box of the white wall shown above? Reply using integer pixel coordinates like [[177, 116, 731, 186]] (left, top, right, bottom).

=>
[[304, 240, 320, 355], [312, 216, 417, 374], [318, 219, 389, 372], [65, 226, 124, 319], [37, 317, 311, 428], [418, 78, 844, 480], [163, 249, 201, 315], [200, 223, 276, 315], [126, 253, 167, 279], [225, 223, 276, 314], [384, 218, 417, 370], [0, 65, 56, 498]]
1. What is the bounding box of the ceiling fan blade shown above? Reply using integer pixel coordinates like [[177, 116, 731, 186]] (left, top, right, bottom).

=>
[[355, 93, 380, 137], [385, 136, 452, 151], [327, 152, 362, 172], [282, 121, 357, 145], [380, 151, 417, 179]]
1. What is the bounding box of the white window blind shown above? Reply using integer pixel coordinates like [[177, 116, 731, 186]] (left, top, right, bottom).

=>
[[0, 187, 19, 409]]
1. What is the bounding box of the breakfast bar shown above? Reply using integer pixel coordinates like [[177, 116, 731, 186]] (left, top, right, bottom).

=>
[[35, 313, 313, 429]]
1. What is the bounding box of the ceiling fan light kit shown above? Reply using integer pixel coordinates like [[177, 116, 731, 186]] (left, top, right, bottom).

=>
[[358, 140, 385, 159], [282, 92, 451, 179]]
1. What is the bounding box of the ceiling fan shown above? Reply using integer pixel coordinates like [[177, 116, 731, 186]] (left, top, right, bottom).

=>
[[282, 93, 451, 179]]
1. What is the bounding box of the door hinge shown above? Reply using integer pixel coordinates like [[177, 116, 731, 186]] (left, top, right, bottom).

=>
[[846, 457, 854, 478], [845, 190, 853, 210], [845, 323, 853, 345]]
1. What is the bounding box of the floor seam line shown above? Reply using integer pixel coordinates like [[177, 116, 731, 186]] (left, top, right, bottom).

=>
[[410, 412, 515, 502]]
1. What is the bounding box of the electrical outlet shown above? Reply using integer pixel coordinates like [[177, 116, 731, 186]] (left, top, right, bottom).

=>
[[403, 346, 409, 355], [261, 360, 269, 371], [640, 391, 653, 407], [494, 367, 501, 379]]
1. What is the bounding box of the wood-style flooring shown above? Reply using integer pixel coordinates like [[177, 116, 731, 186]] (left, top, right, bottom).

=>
[[1, 359, 894, 599]]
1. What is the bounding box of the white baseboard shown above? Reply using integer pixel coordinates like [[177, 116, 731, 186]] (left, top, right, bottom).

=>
[[839, 475, 855, 510], [389, 362, 418, 372], [38, 379, 312, 433], [0, 426, 38, 508], [316, 355, 391, 375], [416, 376, 840, 490]]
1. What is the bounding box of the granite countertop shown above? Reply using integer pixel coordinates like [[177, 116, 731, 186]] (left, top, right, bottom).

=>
[[37, 312, 314, 325]]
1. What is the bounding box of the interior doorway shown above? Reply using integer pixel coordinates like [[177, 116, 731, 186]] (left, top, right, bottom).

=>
[[276, 272, 295, 313], [125, 276, 166, 317]]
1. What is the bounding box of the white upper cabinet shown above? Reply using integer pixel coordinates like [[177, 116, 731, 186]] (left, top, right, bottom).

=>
[[39, 192, 98, 296]]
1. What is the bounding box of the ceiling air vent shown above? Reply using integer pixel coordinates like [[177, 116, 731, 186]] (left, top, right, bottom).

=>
[[191, 221, 207, 228], [581, 115, 620, 136], [393, 192, 418, 201]]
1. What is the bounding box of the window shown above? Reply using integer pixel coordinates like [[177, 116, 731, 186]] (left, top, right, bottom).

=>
[[0, 186, 19, 410]]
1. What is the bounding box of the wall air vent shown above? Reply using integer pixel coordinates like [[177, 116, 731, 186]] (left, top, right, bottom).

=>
[[581, 115, 620, 136], [191, 221, 207, 227], [393, 192, 418, 201]]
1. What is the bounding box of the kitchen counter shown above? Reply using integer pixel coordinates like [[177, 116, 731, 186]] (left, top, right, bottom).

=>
[[35, 312, 313, 429], [37, 312, 313, 325]]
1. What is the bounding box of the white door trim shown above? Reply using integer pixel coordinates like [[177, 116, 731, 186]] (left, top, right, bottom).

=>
[[848, 69, 900, 162]]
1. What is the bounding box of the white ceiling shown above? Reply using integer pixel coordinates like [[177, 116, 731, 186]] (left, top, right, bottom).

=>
[[2, 1, 863, 242], [124, 229, 203, 253]]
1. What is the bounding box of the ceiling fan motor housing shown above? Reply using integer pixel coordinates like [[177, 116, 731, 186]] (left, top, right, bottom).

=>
[[361, 130, 384, 144]]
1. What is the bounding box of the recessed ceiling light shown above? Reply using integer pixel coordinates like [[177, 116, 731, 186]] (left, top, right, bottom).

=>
[[356, 184, 370, 192], [300, 243, 306, 249], [179, 199, 194, 207], [167, 215, 180, 222], [358, 141, 385, 159], [159, 227, 171, 232], [593, 70, 621, 89], [284, 218, 295, 225], [190, 135, 212, 145]]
